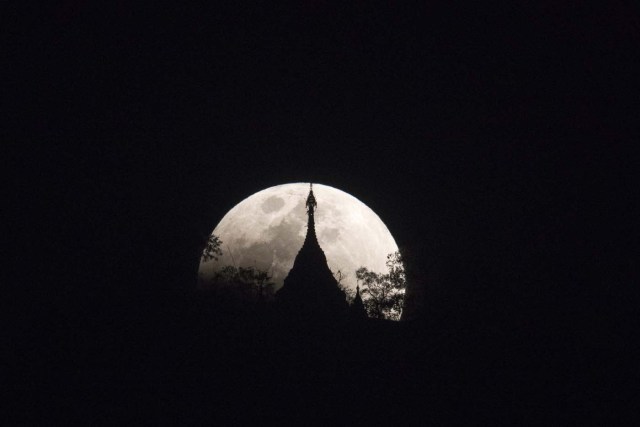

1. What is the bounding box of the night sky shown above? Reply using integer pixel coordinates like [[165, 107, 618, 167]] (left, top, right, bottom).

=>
[[7, 1, 638, 423]]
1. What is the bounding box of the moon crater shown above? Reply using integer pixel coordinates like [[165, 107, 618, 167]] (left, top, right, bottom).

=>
[[320, 227, 340, 243], [261, 196, 285, 213]]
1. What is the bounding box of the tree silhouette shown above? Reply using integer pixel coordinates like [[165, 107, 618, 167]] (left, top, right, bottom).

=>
[[199, 234, 274, 303], [201, 234, 223, 263], [210, 265, 275, 303], [355, 251, 406, 320]]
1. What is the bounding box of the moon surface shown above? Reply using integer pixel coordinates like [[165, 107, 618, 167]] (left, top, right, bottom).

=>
[[198, 183, 399, 294]]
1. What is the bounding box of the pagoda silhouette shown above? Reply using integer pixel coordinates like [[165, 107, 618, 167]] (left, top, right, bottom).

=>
[[276, 184, 355, 320]]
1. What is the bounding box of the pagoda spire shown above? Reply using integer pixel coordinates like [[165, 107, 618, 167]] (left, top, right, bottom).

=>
[[306, 183, 317, 215], [275, 182, 348, 320], [304, 183, 318, 244]]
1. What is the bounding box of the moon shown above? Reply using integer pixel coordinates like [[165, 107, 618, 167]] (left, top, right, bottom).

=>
[[198, 183, 399, 294]]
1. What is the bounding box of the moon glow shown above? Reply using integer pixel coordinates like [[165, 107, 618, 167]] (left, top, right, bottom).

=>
[[198, 183, 399, 294]]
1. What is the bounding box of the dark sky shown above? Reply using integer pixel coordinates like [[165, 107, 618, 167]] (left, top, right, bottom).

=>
[[8, 2, 637, 308]]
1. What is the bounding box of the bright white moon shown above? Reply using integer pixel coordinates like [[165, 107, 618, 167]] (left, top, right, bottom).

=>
[[198, 183, 399, 294]]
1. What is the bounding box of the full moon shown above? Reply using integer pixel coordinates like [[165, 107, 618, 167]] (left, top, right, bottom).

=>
[[198, 183, 399, 294]]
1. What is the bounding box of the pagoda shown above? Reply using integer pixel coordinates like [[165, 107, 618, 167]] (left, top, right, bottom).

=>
[[276, 184, 349, 319]]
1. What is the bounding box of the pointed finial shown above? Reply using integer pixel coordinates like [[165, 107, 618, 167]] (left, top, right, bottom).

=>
[[306, 182, 317, 215]]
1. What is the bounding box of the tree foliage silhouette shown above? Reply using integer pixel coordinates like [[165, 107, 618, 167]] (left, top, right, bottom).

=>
[[211, 265, 276, 302], [200, 234, 274, 302], [356, 251, 406, 320], [201, 234, 223, 263]]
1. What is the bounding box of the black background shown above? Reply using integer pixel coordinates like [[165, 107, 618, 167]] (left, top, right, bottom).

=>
[[6, 1, 638, 423]]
